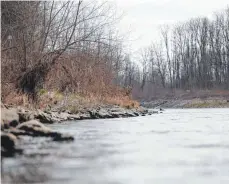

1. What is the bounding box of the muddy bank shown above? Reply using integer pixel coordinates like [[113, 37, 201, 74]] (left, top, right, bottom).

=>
[[1, 105, 155, 157], [142, 97, 229, 108]]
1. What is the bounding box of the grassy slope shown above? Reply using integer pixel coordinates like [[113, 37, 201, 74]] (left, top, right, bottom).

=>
[[3, 90, 140, 112]]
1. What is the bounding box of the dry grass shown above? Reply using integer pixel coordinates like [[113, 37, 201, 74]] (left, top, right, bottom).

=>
[[104, 96, 139, 109], [174, 89, 229, 99], [184, 99, 229, 108], [2, 91, 31, 108], [2, 87, 139, 112], [150, 89, 229, 100]]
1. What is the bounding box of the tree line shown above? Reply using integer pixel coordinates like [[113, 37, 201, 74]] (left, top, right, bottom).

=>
[[120, 7, 229, 99], [1, 1, 229, 103]]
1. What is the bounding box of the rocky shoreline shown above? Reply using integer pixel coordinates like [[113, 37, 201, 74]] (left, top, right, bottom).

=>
[[1, 105, 156, 157]]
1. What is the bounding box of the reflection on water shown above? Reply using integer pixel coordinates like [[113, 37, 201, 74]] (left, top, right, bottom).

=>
[[2, 160, 49, 183], [2, 108, 229, 184]]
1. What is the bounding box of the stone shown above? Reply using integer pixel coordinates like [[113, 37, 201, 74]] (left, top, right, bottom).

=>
[[16, 120, 53, 136], [1, 132, 17, 150], [125, 110, 137, 117], [133, 112, 140, 116], [1, 108, 19, 129], [109, 107, 124, 112], [97, 109, 113, 119], [58, 112, 69, 121], [35, 111, 55, 124], [52, 134, 74, 142], [1, 132, 22, 157], [5, 128, 33, 136], [68, 114, 80, 120], [109, 111, 122, 118], [18, 111, 35, 122], [88, 110, 99, 119], [79, 112, 91, 120], [88, 109, 112, 119], [16, 120, 74, 141], [1, 103, 6, 108]]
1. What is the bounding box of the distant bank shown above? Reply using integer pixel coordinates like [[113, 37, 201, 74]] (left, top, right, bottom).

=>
[[142, 97, 229, 109]]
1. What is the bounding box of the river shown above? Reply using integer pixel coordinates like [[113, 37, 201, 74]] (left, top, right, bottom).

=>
[[2, 108, 229, 184]]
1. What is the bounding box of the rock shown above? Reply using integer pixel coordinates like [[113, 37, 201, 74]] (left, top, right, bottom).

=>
[[134, 112, 140, 116], [88, 109, 112, 119], [1, 132, 22, 157], [18, 109, 82, 123], [88, 110, 99, 119], [146, 110, 158, 115], [52, 133, 74, 142], [125, 110, 137, 117], [109, 107, 124, 113], [135, 107, 149, 115], [107, 107, 147, 118], [79, 112, 91, 120], [150, 110, 159, 114], [68, 114, 80, 120], [1, 108, 19, 129], [131, 109, 140, 116], [97, 109, 113, 118], [18, 111, 35, 122], [1, 103, 6, 109], [1, 132, 17, 150], [16, 120, 74, 141], [16, 120, 53, 136], [5, 128, 33, 136], [109, 107, 128, 117], [9, 120, 19, 127], [35, 111, 55, 124], [1, 122, 5, 130], [50, 112, 64, 121], [58, 112, 69, 121], [44, 110, 52, 114], [109, 111, 122, 118]]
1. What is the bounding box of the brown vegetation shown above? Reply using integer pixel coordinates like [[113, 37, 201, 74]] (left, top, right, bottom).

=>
[[1, 1, 139, 109], [2, 1, 229, 105]]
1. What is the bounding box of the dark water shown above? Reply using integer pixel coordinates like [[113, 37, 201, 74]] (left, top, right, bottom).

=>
[[2, 109, 229, 184]]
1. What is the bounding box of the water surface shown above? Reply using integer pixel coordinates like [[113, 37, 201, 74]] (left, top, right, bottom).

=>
[[2, 108, 229, 184]]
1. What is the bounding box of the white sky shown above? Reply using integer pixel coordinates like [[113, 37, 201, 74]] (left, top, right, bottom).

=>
[[110, 0, 229, 55]]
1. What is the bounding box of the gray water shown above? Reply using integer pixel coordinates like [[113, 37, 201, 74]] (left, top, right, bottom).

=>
[[2, 108, 229, 184]]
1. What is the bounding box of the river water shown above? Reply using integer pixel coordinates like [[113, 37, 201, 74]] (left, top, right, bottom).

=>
[[2, 108, 229, 184]]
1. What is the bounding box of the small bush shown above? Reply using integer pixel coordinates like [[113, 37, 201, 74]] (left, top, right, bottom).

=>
[[38, 89, 47, 96]]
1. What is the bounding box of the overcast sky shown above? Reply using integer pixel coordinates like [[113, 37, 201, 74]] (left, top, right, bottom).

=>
[[111, 0, 229, 55]]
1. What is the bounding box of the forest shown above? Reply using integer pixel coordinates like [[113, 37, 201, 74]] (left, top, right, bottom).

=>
[[1, 1, 229, 106], [122, 7, 229, 100]]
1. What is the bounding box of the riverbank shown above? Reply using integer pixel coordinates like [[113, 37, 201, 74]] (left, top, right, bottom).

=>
[[142, 97, 229, 108], [1, 104, 155, 157]]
